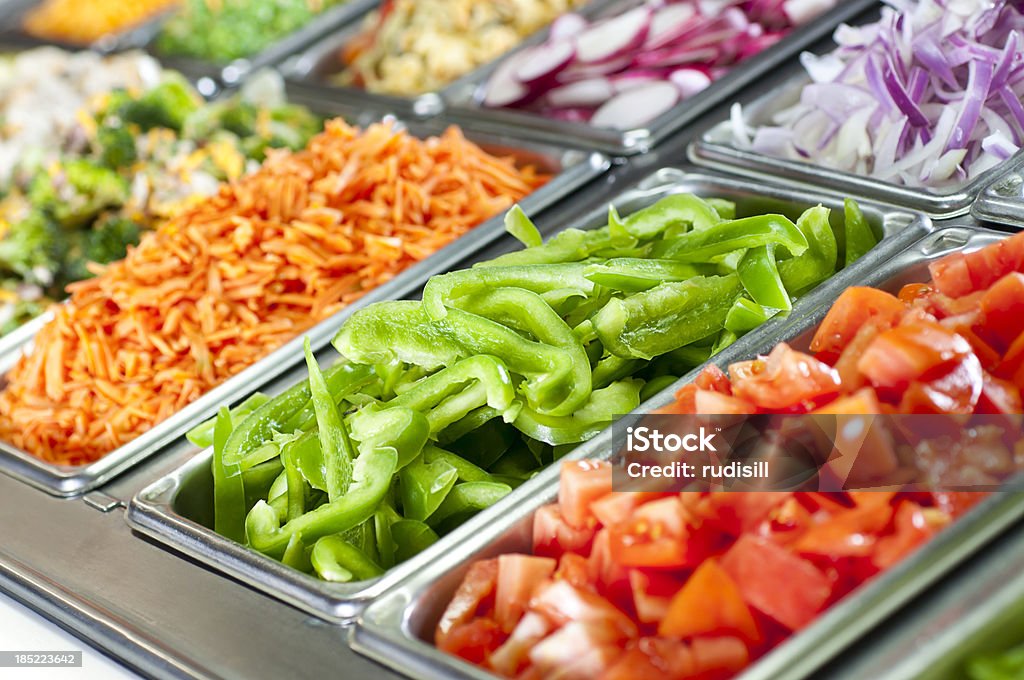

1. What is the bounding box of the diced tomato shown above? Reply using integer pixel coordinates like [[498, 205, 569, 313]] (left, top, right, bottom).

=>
[[694, 389, 758, 414], [978, 374, 1023, 414], [698, 492, 793, 536], [663, 384, 699, 414], [601, 638, 698, 680], [533, 504, 596, 558], [530, 580, 639, 639], [608, 497, 700, 568], [528, 621, 625, 680], [731, 344, 840, 411], [721, 534, 832, 631], [560, 460, 614, 530], [896, 354, 983, 414], [490, 612, 553, 677], [658, 559, 760, 644], [554, 553, 593, 590], [590, 491, 667, 529], [496, 555, 557, 632], [980, 272, 1024, 350], [931, 492, 987, 518], [793, 499, 894, 558], [810, 287, 907, 355], [872, 502, 950, 570], [629, 570, 684, 625], [438, 617, 506, 664], [588, 529, 631, 597], [941, 322, 1002, 371], [998, 331, 1024, 382], [897, 282, 934, 304], [690, 636, 750, 679], [436, 558, 499, 646], [812, 387, 882, 415], [694, 364, 733, 394], [831, 323, 883, 391], [632, 496, 689, 536], [858, 322, 973, 389], [929, 251, 973, 297]]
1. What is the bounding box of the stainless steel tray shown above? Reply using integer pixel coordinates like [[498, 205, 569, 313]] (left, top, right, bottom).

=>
[[825, 520, 1024, 680], [438, 0, 879, 156], [0, 89, 608, 497], [972, 155, 1024, 230], [283, 0, 622, 122], [126, 166, 929, 623], [688, 9, 1022, 219], [351, 225, 1024, 680]]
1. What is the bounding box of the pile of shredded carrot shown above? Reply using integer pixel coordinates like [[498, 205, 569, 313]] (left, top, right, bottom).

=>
[[0, 119, 547, 465]]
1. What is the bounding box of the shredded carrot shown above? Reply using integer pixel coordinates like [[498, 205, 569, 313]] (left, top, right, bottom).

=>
[[0, 119, 547, 466]]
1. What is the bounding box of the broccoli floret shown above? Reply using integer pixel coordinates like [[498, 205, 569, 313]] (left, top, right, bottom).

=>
[[0, 211, 64, 286], [96, 125, 138, 169], [28, 159, 130, 229], [58, 216, 142, 287], [117, 74, 201, 133]]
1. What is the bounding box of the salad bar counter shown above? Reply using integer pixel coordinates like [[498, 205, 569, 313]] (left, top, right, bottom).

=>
[[0, 1, 1022, 680]]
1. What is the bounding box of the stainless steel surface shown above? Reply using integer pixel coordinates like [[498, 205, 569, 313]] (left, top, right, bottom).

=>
[[352, 226, 1024, 680], [687, 8, 1021, 220], [126, 166, 929, 624], [972, 155, 1024, 230], [282, 0, 621, 121], [826, 521, 1024, 680], [0, 89, 608, 498], [438, 0, 879, 156]]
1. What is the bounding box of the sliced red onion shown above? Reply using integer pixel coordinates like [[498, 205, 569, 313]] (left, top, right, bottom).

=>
[[590, 81, 680, 129]]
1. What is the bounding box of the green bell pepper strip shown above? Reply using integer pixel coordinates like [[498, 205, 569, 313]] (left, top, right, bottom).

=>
[[305, 338, 356, 502], [422, 445, 494, 483], [662, 344, 714, 373], [399, 454, 459, 522], [738, 245, 792, 312], [779, 206, 839, 294], [592, 355, 643, 390], [428, 482, 514, 533], [442, 411, 515, 469], [281, 533, 310, 573], [455, 287, 591, 416], [246, 446, 397, 559], [640, 374, 678, 402], [705, 198, 736, 220], [391, 520, 440, 562], [333, 301, 464, 370], [622, 193, 725, 240], [725, 297, 772, 334], [584, 259, 717, 293], [713, 329, 739, 354], [592, 274, 744, 360], [374, 504, 401, 570], [482, 205, 636, 267], [422, 265, 595, 320], [213, 406, 247, 544], [242, 459, 283, 509], [437, 405, 502, 445], [223, 361, 372, 467], [348, 406, 430, 470], [311, 535, 385, 582], [505, 204, 543, 248], [513, 379, 642, 446], [844, 198, 876, 267], [376, 355, 516, 423], [653, 214, 809, 262], [280, 435, 307, 523], [187, 393, 270, 448]]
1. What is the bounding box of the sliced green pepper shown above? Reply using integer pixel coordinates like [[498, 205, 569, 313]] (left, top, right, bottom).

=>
[[738, 245, 791, 312], [779, 206, 839, 294], [427, 482, 513, 532], [391, 520, 439, 562], [653, 214, 809, 262], [725, 297, 772, 334], [399, 453, 458, 522], [187, 393, 269, 448], [213, 406, 246, 543], [585, 259, 716, 293], [844, 198, 877, 267], [311, 535, 384, 582], [305, 338, 355, 501], [513, 379, 642, 445]]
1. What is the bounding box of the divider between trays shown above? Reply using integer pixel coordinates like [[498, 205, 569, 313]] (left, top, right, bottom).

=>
[[686, 3, 1024, 219], [350, 225, 1024, 680], [126, 166, 929, 624], [0, 98, 608, 498]]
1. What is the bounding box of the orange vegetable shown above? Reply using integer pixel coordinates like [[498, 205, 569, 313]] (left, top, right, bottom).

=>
[[0, 120, 546, 465]]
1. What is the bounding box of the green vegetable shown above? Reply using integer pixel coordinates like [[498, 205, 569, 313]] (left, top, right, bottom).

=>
[[212, 406, 246, 543], [967, 644, 1024, 680]]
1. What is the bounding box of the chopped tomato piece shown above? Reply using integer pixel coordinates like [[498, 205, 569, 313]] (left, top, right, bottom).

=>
[[530, 580, 638, 639], [872, 502, 950, 570], [496, 555, 556, 632], [978, 374, 1023, 414], [793, 499, 894, 558], [690, 636, 750, 679], [831, 323, 883, 391], [560, 461, 613, 530], [629, 570, 683, 625], [721, 534, 831, 631], [436, 558, 499, 646], [528, 621, 625, 680], [658, 559, 760, 644], [694, 389, 758, 414], [554, 553, 592, 590], [438, 618, 505, 664], [663, 384, 698, 414], [490, 612, 552, 677], [980, 272, 1024, 349], [601, 638, 697, 680], [896, 354, 983, 414], [810, 287, 906, 355], [695, 364, 733, 394], [731, 344, 840, 411], [533, 504, 596, 558], [590, 491, 667, 529], [929, 251, 973, 297], [858, 322, 972, 389]]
